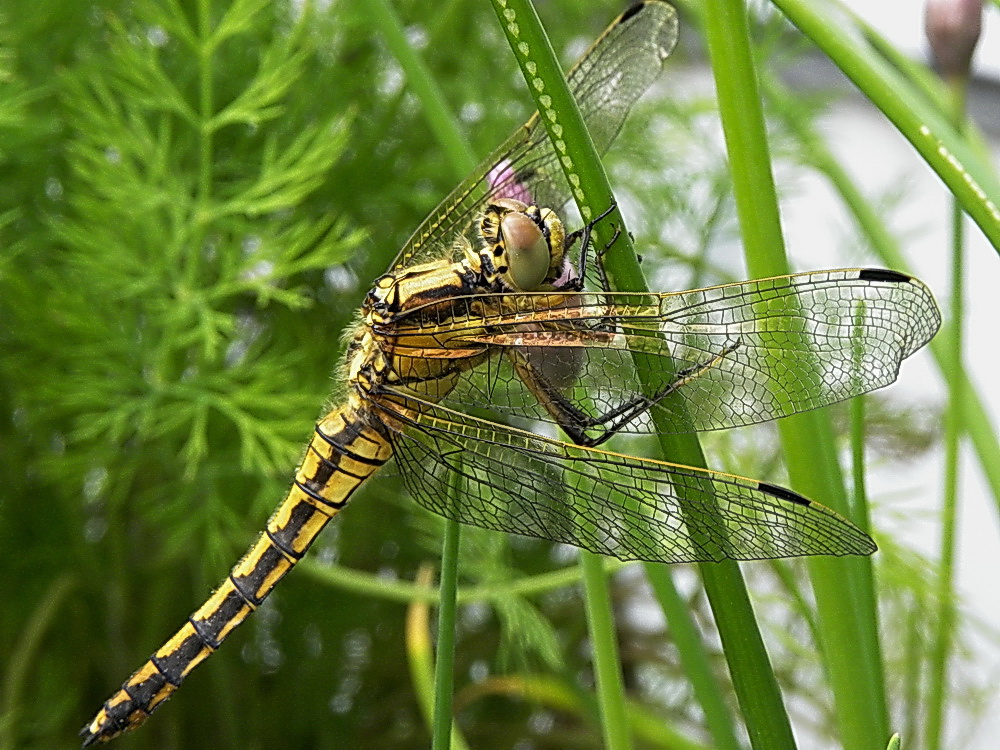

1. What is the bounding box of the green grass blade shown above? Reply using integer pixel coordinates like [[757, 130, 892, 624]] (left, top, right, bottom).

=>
[[701, 0, 888, 747], [432, 516, 462, 750], [580, 551, 636, 750], [925, 76, 971, 750], [645, 566, 742, 750], [366, 0, 476, 174], [771, 0, 1000, 254]]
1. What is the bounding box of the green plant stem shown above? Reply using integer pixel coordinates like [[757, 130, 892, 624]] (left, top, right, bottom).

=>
[[580, 551, 635, 750], [850, 397, 869, 530], [902, 611, 924, 745], [702, 1, 887, 748], [702, 2, 783, 267], [700, 2, 799, 749], [432, 516, 462, 750], [406, 566, 471, 750], [645, 567, 741, 750], [771, 0, 1000, 255], [366, 0, 476, 174], [299, 555, 628, 603], [925, 75, 969, 750], [700, 564, 796, 749], [847, 391, 882, 698]]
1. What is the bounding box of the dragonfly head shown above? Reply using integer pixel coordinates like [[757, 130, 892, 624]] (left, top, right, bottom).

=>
[[477, 199, 566, 292]]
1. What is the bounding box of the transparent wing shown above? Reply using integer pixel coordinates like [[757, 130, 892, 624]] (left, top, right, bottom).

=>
[[389, 1, 679, 271], [385, 269, 941, 439], [377, 398, 875, 563]]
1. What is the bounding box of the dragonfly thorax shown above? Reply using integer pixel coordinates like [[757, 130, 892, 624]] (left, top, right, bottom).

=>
[[361, 256, 479, 327], [476, 199, 566, 292]]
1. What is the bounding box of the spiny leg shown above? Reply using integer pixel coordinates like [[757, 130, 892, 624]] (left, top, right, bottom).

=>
[[511, 338, 742, 448], [562, 202, 620, 293]]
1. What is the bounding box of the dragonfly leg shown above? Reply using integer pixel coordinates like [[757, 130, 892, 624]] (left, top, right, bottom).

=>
[[588, 223, 619, 296], [511, 338, 742, 448], [562, 202, 619, 292]]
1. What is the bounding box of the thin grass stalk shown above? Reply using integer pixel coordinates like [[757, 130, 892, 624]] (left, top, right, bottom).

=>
[[699, 0, 811, 746], [902, 612, 925, 744], [432, 514, 462, 750], [769, 560, 821, 649], [645, 566, 742, 750], [925, 76, 970, 750], [580, 551, 636, 750], [702, 0, 888, 747], [300, 553, 628, 603], [367, 0, 476, 173], [407, 565, 472, 750], [846, 356, 884, 740], [850, 399, 868, 530]]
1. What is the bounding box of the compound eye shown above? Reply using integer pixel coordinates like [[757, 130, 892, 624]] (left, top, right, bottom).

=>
[[500, 211, 550, 291]]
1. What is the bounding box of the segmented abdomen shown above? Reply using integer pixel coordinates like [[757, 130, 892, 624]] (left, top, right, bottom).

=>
[[81, 405, 391, 745]]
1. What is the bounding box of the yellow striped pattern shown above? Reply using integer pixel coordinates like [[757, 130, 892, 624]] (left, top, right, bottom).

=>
[[81, 405, 391, 745]]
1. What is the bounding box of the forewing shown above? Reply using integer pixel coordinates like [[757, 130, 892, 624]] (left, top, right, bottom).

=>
[[392, 269, 941, 437], [378, 398, 875, 563], [389, 1, 679, 271]]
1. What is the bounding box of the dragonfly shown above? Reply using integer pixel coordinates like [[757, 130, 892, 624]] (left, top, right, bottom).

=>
[[82, 1, 941, 744]]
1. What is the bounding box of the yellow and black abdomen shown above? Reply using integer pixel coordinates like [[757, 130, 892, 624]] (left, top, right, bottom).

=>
[[81, 404, 391, 745]]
